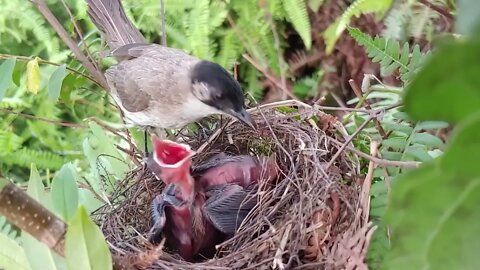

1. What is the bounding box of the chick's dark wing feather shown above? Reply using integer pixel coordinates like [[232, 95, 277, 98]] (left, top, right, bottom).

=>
[[202, 184, 257, 235]]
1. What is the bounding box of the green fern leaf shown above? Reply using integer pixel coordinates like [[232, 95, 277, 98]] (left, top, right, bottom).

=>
[[2, 148, 65, 170], [216, 31, 241, 71], [348, 27, 427, 83], [323, 0, 393, 54], [0, 130, 23, 155], [283, 0, 312, 49]]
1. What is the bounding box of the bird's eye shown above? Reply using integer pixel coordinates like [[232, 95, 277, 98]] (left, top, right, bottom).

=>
[[216, 93, 223, 99]]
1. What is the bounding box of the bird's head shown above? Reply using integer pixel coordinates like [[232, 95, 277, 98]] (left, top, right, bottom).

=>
[[190, 61, 256, 129], [152, 136, 196, 200]]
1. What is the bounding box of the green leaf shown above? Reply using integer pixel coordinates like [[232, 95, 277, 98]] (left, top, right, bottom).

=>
[[78, 188, 103, 214], [26, 57, 41, 94], [404, 40, 480, 123], [382, 137, 407, 150], [323, 0, 393, 54], [384, 113, 480, 270], [384, 163, 480, 270], [410, 132, 445, 149], [441, 113, 480, 176], [65, 206, 112, 270], [21, 234, 58, 270], [283, 0, 312, 50], [0, 233, 31, 270], [26, 164, 51, 209], [48, 64, 67, 102], [51, 163, 79, 221], [0, 58, 17, 101], [416, 121, 450, 130]]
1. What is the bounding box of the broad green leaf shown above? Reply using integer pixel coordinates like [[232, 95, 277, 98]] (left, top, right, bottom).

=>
[[410, 132, 445, 149], [382, 122, 414, 134], [65, 206, 112, 270], [384, 163, 480, 270], [405, 146, 433, 162], [48, 64, 67, 101], [384, 113, 480, 270], [405, 40, 480, 123], [21, 234, 58, 270], [382, 137, 407, 150], [416, 121, 450, 130], [78, 188, 104, 214], [23, 164, 58, 270], [0, 58, 16, 101], [26, 57, 41, 94], [51, 163, 79, 221], [0, 233, 31, 270], [441, 113, 480, 176], [26, 164, 52, 210]]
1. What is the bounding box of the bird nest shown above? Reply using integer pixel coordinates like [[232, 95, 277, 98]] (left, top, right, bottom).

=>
[[95, 101, 375, 270]]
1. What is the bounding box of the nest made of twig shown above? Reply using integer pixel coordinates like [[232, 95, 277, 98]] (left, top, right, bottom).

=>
[[95, 101, 375, 270]]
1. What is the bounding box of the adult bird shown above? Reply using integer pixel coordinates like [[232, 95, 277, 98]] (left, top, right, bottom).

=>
[[147, 136, 279, 261], [85, 0, 255, 152]]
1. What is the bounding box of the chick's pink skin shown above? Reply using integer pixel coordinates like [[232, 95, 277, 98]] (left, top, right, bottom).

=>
[[151, 136, 219, 260], [151, 137, 280, 261]]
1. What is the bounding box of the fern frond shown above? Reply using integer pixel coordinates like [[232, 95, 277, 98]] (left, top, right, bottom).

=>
[[0, 130, 23, 155], [382, 3, 411, 41], [283, 0, 312, 50], [215, 31, 241, 71], [0, 97, 28, 109], [348, 27, 428, 83], [323, 0, 393, 54], [2, 147, 65, 170], [187, 0, 212, 60]]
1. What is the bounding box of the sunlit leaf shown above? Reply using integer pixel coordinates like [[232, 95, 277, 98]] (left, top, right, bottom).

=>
[[51, 163, 79, 221], [26, 57, 41, 94], [405, 40, 480, 123], [65, 206, 112, 270], [0, 233, 31, 270]]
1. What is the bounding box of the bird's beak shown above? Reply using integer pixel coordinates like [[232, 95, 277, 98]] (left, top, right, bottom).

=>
[[151, 136, 196, 169], [230, 108, 256, 130]]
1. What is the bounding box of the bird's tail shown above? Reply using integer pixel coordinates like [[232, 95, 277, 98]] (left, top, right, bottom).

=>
[[86, 0, 146, 50]]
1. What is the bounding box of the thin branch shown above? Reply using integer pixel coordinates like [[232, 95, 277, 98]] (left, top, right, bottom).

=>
[[0, 108, 88, 128], [349, 79, 388, 139], [29, 0, 108, 89], [326, 115, 374, 170], [243, 54, 298, 100], [0, 54, 102, 88], [329, 137, 421, 168], [58, 0, 101, 74]]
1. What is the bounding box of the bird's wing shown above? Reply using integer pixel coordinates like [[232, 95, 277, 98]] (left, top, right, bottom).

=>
[[202, 184, 257, 235], [105, 44, 199, 113]]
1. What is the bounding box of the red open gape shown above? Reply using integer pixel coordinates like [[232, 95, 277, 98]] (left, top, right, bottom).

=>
[[152, 137, 194, 167]]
